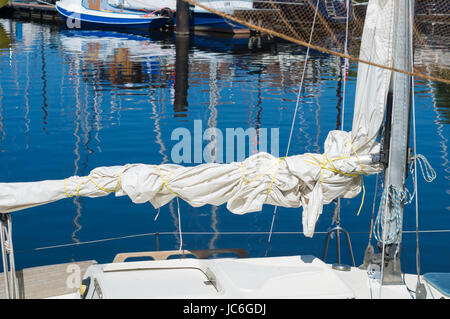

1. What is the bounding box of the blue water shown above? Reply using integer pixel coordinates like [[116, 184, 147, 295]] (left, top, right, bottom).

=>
[[0, 19, 449, 275]]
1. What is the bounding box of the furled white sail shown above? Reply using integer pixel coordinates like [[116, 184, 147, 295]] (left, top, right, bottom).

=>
[[0, 139, 379, 237], [0, 0, 395, 237], [351, 0, 395, 155]]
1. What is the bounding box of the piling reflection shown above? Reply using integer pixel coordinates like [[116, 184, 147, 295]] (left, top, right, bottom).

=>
[[0, 24, 9, 151], [59, 30, 175, 88], [0, 18, 448, 265], [174, 34, 190, 118]]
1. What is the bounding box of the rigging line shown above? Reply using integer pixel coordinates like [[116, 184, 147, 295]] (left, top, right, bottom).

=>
[[368, 172, 380, 245], [409, 1, 422, 289], [177, 197, 183, 251], [14, 229, 450, 254], [341, 0, 350, 131], [264, 0, 320, 257], [379, 185, 390, 299], [335, 0, 351, 245]]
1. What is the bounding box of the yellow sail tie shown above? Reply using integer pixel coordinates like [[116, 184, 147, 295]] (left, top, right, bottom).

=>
[[241, 157, 286, 195], [157, 167, 177, 196], [302, 138, 366, 216], [64, 172, 122, 198]]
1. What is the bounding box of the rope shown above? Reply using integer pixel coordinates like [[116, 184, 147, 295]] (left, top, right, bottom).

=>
[[373, 185, 405, 246], [409, 1, 426, 293], [64, 173, 122, 198], [378, 182, 389, 298], [264, 0, 320, 257], [155, 168, 183, 250], [341, 0, 350, 131], [348, 137, 366, 216], [410, 154, 436, 184], [241, 157, 286, 187], [301, 134, 367, 217], [157, 167, 177, 195], [176, 197, 183, 251], [367, 172, 380, 246], [14, 229, 450, 254], [143, 7, 168, 17]]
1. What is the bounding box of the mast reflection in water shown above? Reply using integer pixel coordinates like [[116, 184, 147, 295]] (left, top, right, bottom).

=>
[[0, 19, 448, 274]]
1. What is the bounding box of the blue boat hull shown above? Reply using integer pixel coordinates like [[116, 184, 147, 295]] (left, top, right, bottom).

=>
[[174, 12, 248, 33], [56, 6, 168, 31]]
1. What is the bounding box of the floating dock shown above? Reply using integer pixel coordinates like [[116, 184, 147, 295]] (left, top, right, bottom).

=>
[[0, 1, 256, 34], [0, 260, 95, 299], [1, 1, 63, 23]]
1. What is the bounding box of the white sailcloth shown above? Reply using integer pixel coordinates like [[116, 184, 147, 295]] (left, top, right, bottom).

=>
[[0, 0, 394, 237], [0, 134, 379, 237]]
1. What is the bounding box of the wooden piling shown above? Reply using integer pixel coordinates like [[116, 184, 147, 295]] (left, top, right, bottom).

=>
[[175, 0, 190, 35]]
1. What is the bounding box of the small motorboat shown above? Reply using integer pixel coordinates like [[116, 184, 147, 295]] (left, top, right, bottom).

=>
[[55, 0, 170, 31], [107, 0, 253, 33]]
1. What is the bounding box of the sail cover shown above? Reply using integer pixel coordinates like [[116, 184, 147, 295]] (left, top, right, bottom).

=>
[[0, 0, 394, 237]]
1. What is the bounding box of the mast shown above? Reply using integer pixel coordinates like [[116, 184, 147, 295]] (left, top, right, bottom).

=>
[[379, 0, 413, 285]]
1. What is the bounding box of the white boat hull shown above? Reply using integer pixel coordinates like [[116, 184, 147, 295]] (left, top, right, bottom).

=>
[[55, 0, 168, 30]]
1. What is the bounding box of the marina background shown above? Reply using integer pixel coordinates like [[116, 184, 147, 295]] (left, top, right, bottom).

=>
[[0, 14, 449, 275]]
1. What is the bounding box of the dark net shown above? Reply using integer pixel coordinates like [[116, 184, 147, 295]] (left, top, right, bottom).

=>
[[181, 0, 449, 84]]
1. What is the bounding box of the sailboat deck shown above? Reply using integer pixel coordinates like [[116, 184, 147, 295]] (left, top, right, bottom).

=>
[[82, 255, 357, 298], [69, 255, 447, 299]]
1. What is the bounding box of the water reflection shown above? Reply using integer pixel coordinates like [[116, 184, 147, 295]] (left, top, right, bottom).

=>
[[71, 59, 83, 244], [413, 29, 450, 123], [0, 18, 449, 270], [0, 24, 8, 151], [59, 30, 175, 88], [429, 81, 450, 185], [207, 59, 219, 249], [174, 35, 189, 118], [40, 31, 49, 134], [24, 47, 31, 150], [0, 23, 10, 49], [430, 81, 450, 125]]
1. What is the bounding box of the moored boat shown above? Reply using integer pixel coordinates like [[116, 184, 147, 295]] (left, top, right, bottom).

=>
[[0, 0, 449, 300], [106, 0, 253, 33], [55, 0, 170, 31]]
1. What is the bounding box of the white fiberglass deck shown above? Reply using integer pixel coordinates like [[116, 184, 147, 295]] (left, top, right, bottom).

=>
[[2, 254, 447, 299], [74, 255, 446, 299]]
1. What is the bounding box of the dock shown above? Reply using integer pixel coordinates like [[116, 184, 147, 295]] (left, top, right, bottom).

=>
[[1, 1, 63, 23], [0, 260, 95, 299], [0, 1, 254, 34]]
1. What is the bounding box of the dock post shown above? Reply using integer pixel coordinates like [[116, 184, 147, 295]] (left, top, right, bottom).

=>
[[176, 0, 190, 35], [173, 32, 190, 117]]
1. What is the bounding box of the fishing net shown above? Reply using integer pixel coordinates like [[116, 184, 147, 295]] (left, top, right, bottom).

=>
[[180, 0, 449, 85]]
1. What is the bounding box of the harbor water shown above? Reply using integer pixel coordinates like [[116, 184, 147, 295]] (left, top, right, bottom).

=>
[[0, 18, 449, 275]]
